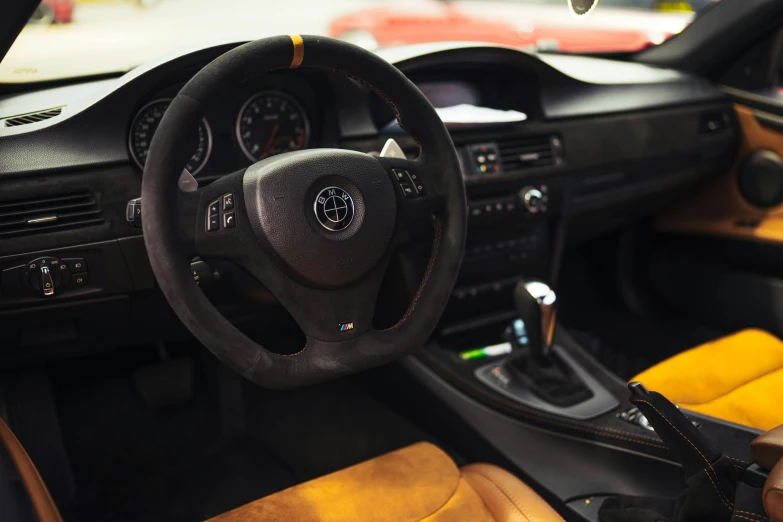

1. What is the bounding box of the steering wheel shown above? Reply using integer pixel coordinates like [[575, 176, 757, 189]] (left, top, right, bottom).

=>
[[141, 35, 467, 389]]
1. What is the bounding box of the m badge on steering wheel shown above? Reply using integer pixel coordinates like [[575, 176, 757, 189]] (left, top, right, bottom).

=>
[[314, 187, 354, 231]]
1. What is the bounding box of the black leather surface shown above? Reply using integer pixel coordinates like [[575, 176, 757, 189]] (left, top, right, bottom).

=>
[[141, 35, 467, 389]]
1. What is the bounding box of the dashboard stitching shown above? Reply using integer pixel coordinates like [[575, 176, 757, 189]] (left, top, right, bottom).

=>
[[500, 404, 668, 448], [432, 363, 669, 446], [497, 404, 669, 449]]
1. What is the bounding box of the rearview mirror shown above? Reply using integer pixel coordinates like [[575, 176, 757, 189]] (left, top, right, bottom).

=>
[[569, 0, 600, 16]]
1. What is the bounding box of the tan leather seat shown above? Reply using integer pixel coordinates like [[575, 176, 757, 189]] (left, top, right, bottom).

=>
[[208, 442, 564, 522], [631, 328, 783, 431], [0, 417, 63, 522]]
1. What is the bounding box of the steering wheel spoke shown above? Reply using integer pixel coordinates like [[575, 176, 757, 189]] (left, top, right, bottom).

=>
[[242, 251, 389, 343]]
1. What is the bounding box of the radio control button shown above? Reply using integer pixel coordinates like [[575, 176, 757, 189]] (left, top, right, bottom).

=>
[[520, 187, 544, 214]]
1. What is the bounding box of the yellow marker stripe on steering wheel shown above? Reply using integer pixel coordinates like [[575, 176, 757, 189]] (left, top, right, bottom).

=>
[[289, 34, 304, 68]]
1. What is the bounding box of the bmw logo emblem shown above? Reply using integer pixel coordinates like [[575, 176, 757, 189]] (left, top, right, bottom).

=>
[[314, 187, 355, 231]]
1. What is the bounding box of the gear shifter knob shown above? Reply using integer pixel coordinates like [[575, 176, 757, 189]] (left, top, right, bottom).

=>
[[514, 280, 557, 360]]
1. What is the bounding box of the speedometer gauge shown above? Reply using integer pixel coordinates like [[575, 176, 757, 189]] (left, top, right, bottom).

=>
[[129, 99, 212, 175], [236, 91, 309, 162]]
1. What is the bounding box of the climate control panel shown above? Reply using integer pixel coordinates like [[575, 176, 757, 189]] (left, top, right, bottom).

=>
[[468, 183, 557, 223]]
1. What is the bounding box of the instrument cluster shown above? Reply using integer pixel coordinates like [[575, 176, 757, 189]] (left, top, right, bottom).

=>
[[128, 81, 316, 177]]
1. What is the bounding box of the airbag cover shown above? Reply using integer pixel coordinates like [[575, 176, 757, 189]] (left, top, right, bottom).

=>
[[243, 149, 396, 288]]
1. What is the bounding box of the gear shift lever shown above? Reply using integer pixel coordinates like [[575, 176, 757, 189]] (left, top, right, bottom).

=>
[[514, 280, 557, 361], [474, 279, 618, 418], [503, 279, 593, 407]]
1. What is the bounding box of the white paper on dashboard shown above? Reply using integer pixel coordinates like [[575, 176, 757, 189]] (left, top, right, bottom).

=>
[[434, 104, 527, 124]]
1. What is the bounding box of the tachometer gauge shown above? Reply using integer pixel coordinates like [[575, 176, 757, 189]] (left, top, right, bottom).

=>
[[129, 99, 212, 175], [236, 91, 310, 162]]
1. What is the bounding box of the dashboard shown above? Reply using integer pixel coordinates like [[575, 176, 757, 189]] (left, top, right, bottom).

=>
[[0, 41, 738, 357]]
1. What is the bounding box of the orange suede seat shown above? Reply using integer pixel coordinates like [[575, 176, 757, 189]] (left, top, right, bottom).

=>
[[631, 328, 783, 431], [207, 442, 564, 522]]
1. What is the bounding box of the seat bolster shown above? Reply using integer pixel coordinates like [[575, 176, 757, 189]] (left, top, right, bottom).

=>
[[461, 463, 565, 522], [0, 417, 63, 522], [208, 442, 478, 522]]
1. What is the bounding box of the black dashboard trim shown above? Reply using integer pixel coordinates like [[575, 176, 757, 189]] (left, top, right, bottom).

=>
[[0, 42, 730, 177]]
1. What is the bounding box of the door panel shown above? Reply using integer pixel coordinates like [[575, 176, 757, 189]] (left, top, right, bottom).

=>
[[651, 103, 783, 337], [655, 104, 783, 243]]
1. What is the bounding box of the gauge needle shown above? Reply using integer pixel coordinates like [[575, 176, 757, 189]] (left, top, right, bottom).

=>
[[263, 124, 279, 156]]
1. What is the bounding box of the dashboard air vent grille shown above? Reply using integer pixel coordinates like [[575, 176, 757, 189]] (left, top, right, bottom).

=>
[[0, 191, 104, 238], [3, 106, 64, 128], [497, 135, 561, 171]]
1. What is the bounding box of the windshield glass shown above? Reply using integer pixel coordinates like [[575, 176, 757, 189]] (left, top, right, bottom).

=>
[[2, 0, 719, 84]]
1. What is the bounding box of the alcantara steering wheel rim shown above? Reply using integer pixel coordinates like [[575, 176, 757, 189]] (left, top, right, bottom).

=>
[[141, 35, 467, 389]]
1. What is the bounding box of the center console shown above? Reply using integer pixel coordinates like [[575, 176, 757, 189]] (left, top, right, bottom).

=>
[[404, 128, 764, 519], [474, 280, 620, 421], [446, 173, 564, 324]]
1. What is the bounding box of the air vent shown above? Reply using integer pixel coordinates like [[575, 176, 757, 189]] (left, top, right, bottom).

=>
[[3, 106, 64, 128], [0, 191, 104, 238], [698, 110, 730, 135], [498, 135, 563, 172]]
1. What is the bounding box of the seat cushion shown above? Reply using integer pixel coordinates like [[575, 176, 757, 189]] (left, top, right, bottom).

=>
[[631, 328, 783, 431], [207, 442, 563, 522]]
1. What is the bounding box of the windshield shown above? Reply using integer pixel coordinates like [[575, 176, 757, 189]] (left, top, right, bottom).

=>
[[2, 0, 719, 84]]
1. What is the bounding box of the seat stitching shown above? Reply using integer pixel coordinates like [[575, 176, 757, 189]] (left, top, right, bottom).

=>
[[733, 511, 769, 522], [727, 456, 751, 466], [734, 510, 770, 521], [466, 470, 542, 522], [673, 366, 783, 406], [632, 399, 733, 510]]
